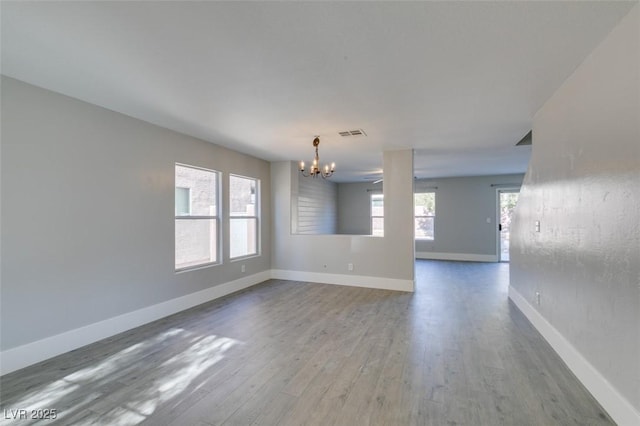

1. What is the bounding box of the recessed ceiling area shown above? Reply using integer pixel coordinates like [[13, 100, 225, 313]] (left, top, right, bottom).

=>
[[1, 1, 634, 182]]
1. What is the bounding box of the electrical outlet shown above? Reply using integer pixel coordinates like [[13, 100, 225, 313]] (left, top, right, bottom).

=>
[[536, 291, 541, 306], [535, 221, 541, 232], [348, 263, 354, 271], [241, 264, 246, 273]]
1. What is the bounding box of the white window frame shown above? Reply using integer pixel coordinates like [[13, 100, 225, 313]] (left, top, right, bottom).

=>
[[229, 174, 260, 260], [370, 193, 384, 237], [175, 163, 221, 272], [414, 191, 435, 240]]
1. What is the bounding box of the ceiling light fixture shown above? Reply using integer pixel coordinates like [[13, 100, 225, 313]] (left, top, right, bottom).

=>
[[299, 137, 335, 179]]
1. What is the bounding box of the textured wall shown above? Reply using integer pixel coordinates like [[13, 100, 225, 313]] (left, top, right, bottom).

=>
[[510, 5, 639, 415]]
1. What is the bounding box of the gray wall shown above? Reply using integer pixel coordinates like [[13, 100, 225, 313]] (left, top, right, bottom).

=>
[[0, 77, 271, 351], [292, 170, 337, 234], [415, 174, 524, 257], [336, 174, 524, 257], [511, 5, 639, 415], [337, 182, 381, 235], [272, 151, 414, 283]]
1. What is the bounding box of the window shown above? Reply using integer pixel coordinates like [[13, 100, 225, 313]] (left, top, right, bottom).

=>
[[175, 164, 219, 271], [371, 193, 384, 236], [414, 192, 435, 240], [230, 175, 259, 259]]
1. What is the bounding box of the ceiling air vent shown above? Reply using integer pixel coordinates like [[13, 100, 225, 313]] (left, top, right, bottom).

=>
[[339, 129, 367, 137]]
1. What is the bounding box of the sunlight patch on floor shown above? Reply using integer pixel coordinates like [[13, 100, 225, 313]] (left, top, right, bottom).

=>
[[0, 329, 239, 426]]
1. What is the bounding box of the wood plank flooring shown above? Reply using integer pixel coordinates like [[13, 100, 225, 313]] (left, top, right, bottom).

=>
[[0, 261, 613, 425]]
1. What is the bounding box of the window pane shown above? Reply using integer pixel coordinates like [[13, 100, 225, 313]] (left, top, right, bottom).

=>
[[414, 192, 435, 240], [175, 219, 217, 269], [415, 217, 434, 240], [175, 187, 190, 216], [371, 194, 384, 217], [175, 165, 217, 216], [414, 192, 435, 216], [230, 175, 260, 258], [230, 175, 256, 216], [230, 218, 257, 258], [372, 218, 384, 237]]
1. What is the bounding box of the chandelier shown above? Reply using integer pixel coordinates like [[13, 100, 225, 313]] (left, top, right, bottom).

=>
[[299, 137, 335, 178]]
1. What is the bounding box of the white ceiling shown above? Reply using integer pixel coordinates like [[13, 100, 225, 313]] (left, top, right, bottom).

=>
[[1, 1, 634, 182]]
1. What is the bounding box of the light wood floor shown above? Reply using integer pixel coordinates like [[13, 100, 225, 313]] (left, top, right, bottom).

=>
[[1, 261, 612, 425]]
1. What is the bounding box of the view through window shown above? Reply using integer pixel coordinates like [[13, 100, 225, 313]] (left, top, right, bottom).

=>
[[371, 193, 384, 236], [175, 164, 219, 270], [230, 175, 259, 258], [414, 192, 435, 240]]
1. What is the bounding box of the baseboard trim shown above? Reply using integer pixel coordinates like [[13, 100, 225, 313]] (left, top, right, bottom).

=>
[[271, 269, 414, 292], [416, 251, 498, 262], [509, 286, 640, 426], [0, 271, 271, 376]]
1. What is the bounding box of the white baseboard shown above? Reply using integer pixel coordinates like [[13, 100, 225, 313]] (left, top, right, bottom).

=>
[[509, 286, 640, 426], [271, 269, 414, 292], [416, 251, 498, 262], [0, 271, 271, 376]]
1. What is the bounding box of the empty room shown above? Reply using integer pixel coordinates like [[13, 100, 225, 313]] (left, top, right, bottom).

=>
[[1, 1, 638, 425]]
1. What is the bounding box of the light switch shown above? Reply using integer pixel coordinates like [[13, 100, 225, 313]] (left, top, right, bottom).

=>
[[535, 221, 541, 232]]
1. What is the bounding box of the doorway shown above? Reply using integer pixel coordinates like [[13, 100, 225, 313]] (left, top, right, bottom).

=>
[[498, 190, 519, 262]]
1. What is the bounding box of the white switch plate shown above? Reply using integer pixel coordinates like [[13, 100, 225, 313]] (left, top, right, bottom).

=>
[[348, 263, 354, 271]]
